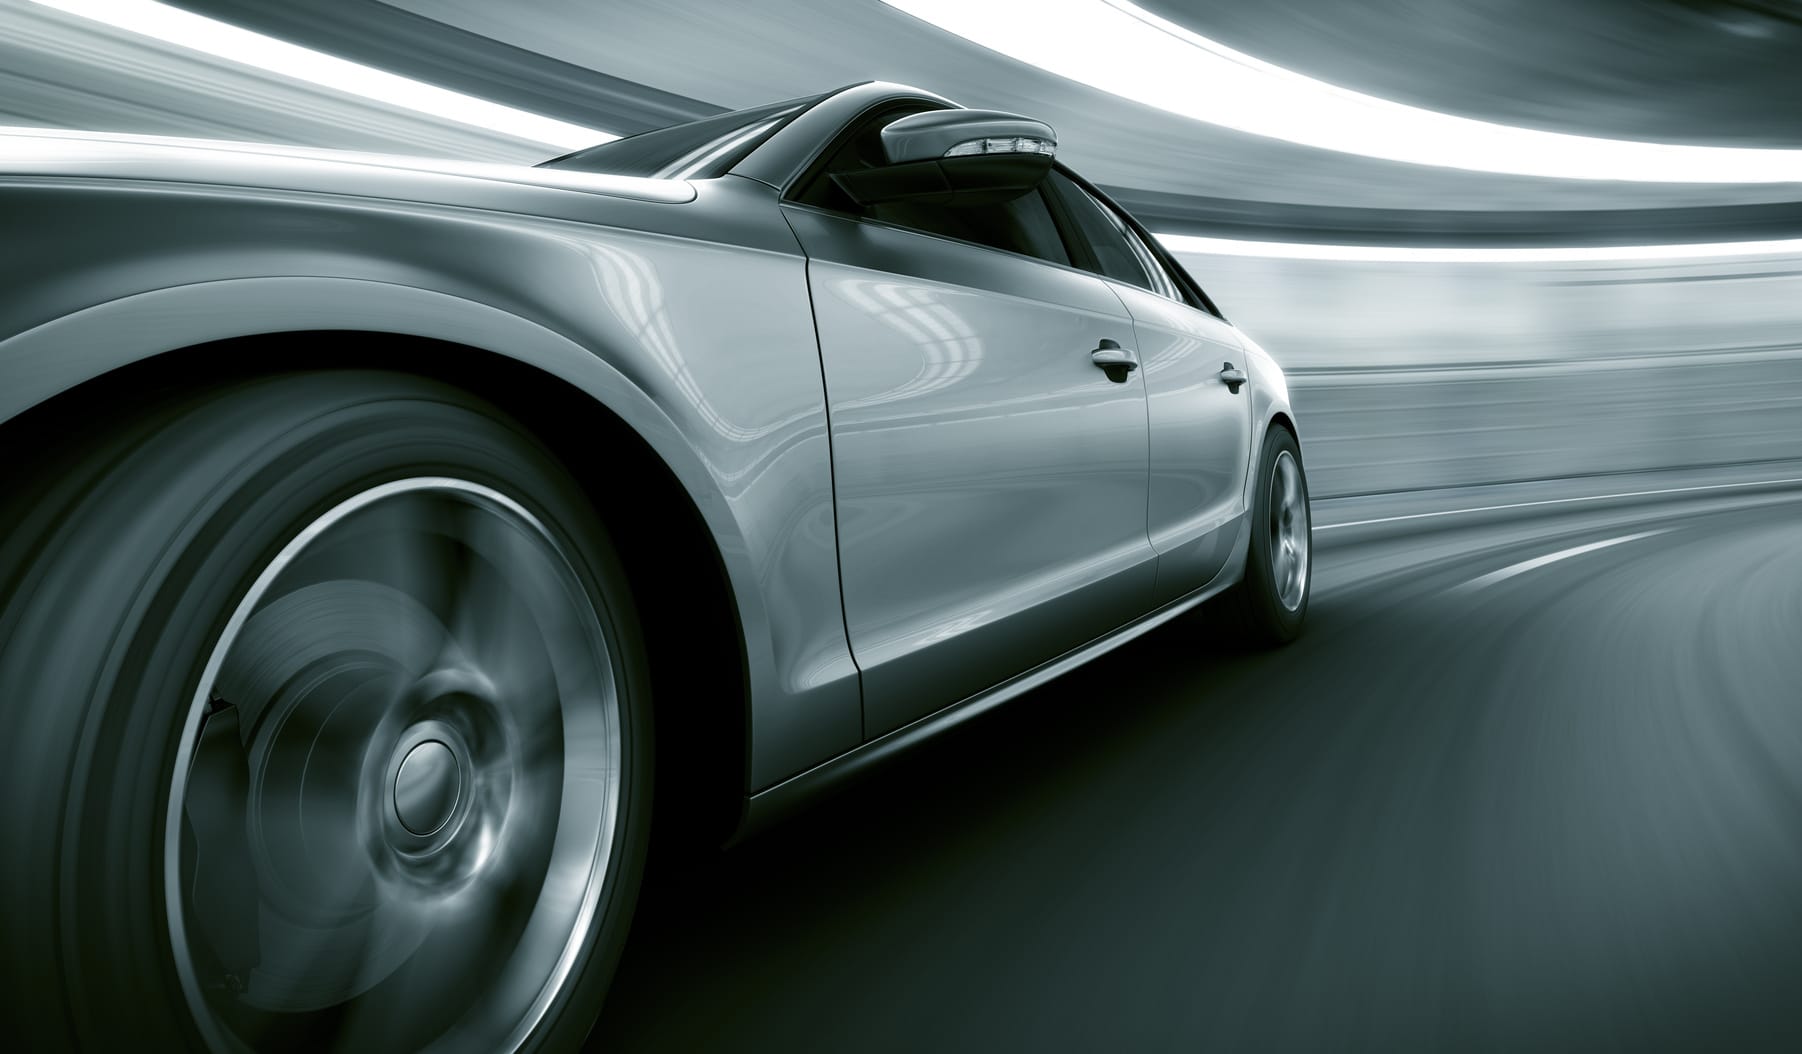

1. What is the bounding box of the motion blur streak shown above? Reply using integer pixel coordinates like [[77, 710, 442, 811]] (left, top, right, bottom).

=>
[[0, 6, 1797, 1049], [1158, 233, 1802, 263], [880, 0, 1802, 182], [0, 0, 553, 160], [1171, 247, 1802, 498], [595, 484, 1802, 1051], [25, 0, 616, 148], [1319, 477, 1802, 531]]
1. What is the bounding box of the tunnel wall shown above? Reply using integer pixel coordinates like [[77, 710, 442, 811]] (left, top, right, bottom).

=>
[[1179, 251, 1802, 498]]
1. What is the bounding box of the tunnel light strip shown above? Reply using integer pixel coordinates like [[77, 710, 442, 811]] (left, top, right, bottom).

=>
[[882, 0, 1802, 183], [25, 0, 1797, 259], [28, 0, 618, 149], [1155, 233, 1802, 263]]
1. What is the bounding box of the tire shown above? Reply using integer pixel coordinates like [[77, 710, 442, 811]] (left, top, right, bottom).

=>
[[0, 371, 652, 1052], [1218, 425, 1312, 646]]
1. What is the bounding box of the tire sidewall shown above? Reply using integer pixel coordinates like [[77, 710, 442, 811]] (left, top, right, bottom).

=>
[[1241, 426, 1311, 642], [0, 372, 651, 1051]]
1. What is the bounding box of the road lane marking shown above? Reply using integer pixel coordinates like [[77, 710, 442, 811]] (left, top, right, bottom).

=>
[[1451, 529, 1669, 593], [1317, 475, 1802, 532]]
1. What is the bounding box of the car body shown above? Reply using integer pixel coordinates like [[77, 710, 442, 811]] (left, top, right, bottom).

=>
[[0, 81, 1307, 1050]]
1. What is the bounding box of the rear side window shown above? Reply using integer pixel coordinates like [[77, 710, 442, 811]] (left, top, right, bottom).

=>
[[1046, 171, 1149, 289], [1120, 223, 1181, 301], [1048, 171, 1185, 300], [869, 192, 1071, 266]]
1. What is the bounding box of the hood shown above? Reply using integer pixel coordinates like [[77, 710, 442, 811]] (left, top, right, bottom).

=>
[[0, 125, 696, 208]]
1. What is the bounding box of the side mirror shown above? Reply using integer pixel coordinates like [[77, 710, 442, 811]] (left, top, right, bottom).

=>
[[833, 109, 1057, 208]]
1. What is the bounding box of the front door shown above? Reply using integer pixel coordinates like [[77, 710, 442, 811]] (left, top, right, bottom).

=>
[[783, 196, 1156, 737]]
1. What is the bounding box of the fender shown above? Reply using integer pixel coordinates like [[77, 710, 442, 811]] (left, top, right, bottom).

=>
[[0, 275, 817, 790], [1235, 329, 1300, 508]]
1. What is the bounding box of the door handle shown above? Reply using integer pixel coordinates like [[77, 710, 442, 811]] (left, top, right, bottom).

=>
[[1091, 339, 1138, 382], [1218, 361, 1247, 393]]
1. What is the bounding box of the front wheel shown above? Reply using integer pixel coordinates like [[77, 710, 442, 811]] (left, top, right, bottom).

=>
[[1218, 425, 1312, 645], [0, 371, 651, 1052]]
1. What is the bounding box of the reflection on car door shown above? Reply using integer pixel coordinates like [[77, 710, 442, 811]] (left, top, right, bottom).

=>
[[1046, 171, 1253, 604], [783, 200, 1156, 738]]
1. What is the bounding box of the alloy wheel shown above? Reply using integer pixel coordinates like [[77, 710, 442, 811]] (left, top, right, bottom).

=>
[[165, 477, 622, 1052]]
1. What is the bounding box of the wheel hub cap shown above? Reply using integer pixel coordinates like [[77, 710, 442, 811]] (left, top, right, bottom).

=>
[[166, 478, 623, 1053], [394, 739, 460, 836], [1269, 450, 1311, 612]]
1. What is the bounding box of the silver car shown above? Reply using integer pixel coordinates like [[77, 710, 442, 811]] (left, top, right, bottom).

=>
[[0, 81, 1309, 1051]]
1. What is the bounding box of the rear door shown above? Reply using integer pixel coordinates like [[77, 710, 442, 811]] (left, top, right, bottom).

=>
[[783, 168, 1156, 737], [1045, 171, 1253, 604]]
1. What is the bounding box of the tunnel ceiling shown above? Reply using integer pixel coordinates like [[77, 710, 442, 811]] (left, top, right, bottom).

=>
[[39, 0, 1800, 241], [1141, 0, 1802, 148], [363, 0, 1802, 215]]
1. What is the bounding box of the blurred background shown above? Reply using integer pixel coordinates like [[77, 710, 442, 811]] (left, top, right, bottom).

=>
[[9, 0, 1802, 499], [8, 1, 1802, 1049]]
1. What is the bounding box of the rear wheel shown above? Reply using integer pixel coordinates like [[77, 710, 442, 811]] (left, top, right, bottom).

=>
[[1218, 425, 1311, 645], [0, 371, 651, 1052]]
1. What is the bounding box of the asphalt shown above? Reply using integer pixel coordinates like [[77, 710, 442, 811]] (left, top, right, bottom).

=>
[[590, 476, 1802, 1052]]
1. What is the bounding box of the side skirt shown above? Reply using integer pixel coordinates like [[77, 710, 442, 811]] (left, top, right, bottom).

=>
[[729, 516, 1250, 843]]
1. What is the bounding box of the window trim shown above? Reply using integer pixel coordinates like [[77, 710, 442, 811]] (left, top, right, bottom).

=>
[[860, 185, 1076, 269], [779, 195, 1091, 274], [1120, 220, 1181, 300], [1043, 168, 1163, 296], [775, 99, 1229, 314], [1050, 165, 1227, 320], [1038, 174, 1110, 276]]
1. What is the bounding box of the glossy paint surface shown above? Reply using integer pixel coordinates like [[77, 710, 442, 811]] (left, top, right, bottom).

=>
[[1109, 281, 1254, 602], [0, 84, 1297, 806], [785, 205, 1158, 736], [0, 129, 859, 789]]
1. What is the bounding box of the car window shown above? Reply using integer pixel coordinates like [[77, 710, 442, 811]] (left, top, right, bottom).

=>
[[868, 191, 1071, 266], [795, 106, 1072, 267], [1049, 171, 1180, 300], [1120, 221, 1181, 301], [1045, 171, 1149, 289]]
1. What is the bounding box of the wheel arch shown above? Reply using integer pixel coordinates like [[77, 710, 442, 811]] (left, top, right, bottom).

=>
[[0, 278, 756, 844], [1268, 410, 1299, 445]]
